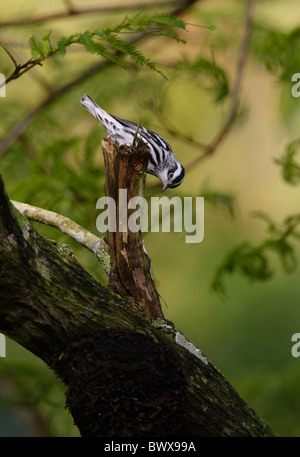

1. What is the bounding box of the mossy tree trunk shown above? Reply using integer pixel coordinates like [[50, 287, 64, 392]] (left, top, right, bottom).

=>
[[0, 138, 275, 437]]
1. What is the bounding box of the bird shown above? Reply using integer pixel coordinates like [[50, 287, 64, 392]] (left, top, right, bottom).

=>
[[80, 94, 185, 192]]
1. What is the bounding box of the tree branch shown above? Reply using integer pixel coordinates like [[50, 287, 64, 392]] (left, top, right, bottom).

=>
[[184, 0, 255, 172], [3, 52, 56, 88], [0, 0, 179, 27], [11, 200, 109, 273], [137, 0, 255, 191], [0, 172, 276, 437], [0, 40, 18, 68]]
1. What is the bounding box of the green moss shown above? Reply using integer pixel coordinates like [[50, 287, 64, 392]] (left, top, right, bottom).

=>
[[10, 203, 30, 232], [97, 249, 110, 276]]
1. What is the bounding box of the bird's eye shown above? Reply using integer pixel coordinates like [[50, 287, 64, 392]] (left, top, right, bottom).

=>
[[168, 172, 174, 179]]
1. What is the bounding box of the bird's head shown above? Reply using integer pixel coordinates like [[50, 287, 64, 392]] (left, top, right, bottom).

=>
[[160, 162, 185, 192]]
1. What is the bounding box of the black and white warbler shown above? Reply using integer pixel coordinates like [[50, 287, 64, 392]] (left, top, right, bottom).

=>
[[80, 94, 185, 192]]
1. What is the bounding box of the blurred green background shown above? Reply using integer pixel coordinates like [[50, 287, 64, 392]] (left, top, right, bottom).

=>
[[1, 0, 300, 437]]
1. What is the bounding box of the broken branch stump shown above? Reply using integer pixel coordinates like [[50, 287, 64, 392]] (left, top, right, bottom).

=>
[[102, 136, 164, 321]]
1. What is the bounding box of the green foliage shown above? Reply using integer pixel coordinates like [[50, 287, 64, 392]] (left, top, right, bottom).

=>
[[29, 31, 53, 59], [0, 359, 79, 437], [201, 187, 235, 216], [212, 242, 272, 295], [104, 13, 187, 41], [236, 362, 300, 437], [210, 16, 300, 293], [29, 14, 188, 78], [275, 138, 300, 185], [173, 55, 229, 102], [212, 212, 300, 295], [77, 31, 131, 70], [251, 24, 300, 82], [56, 34, 77, 56], [2, 128, 105, 230], [93, 30, 164, 75]]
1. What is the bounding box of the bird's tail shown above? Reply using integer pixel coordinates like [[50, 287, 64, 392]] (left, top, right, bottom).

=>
[[80, 93, 118, 137], [80, 94, 106, 120]]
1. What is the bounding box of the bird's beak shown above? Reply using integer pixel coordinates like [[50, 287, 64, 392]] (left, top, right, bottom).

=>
[[161, 183, 168, 192]]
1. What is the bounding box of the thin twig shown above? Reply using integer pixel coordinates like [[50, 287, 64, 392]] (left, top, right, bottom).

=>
[[144, 0, 254, 191], [184, 0, 255, 172], [151, 111, 208, 150], [132, 118, 142, 146], [0, 33, 53, 91], [1, 42, 70, 89], [145, 0, 254, 190], [0, 40, 18, 68]]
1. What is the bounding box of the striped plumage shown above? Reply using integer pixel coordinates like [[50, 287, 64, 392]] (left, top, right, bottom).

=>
[[80, 94, 185, 191]]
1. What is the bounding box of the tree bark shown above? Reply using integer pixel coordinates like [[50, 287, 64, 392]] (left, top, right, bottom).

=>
[[0, 140, 275, 436], [102, 137, 164, 320]]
